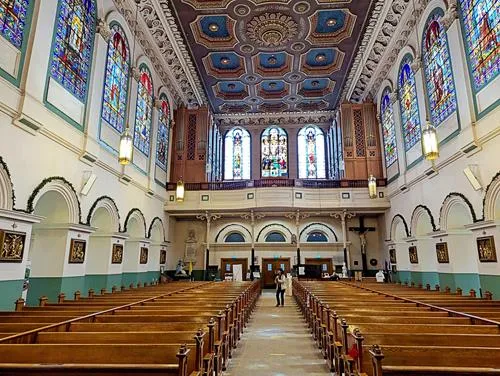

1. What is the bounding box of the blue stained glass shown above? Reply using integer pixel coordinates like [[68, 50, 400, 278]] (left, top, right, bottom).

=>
[[380, 87, 398, 167], [398, 57, 421, 151], [224, 127, 251, 180], [101, 24, 129, 133], [423, 13, 457, 125], [50, 0, 96, 102], [261, 126, 288, 178], [0, 0, 29, 48], [134, 65, 153, 156], [298, 125, 326, 179], [156, 94, 170, 170]]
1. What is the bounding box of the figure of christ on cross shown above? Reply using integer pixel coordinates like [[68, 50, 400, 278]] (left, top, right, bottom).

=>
[[349, 216, 376, 275]]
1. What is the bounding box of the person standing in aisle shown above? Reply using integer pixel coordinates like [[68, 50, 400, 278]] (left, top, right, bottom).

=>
[[275, 268, 286, 307]]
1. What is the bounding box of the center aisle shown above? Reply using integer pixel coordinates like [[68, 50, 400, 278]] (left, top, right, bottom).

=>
[[225, 290, 331, 375]]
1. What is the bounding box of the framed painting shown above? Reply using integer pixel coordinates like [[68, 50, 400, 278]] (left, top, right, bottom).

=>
[[68, 239, 86, 263], [477, 236, 497, 263], [408, 246, 418, 264], [436, 242, 449, 263], [160, 249, 167, 264], [111, 244, 123, 264], [389, 249, 397, 264], [140, 247, 148, 264], [0, 230, 26, 263]]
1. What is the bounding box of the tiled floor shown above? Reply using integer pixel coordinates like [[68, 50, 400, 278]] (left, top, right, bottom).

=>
[[225, 291, 332, 375]]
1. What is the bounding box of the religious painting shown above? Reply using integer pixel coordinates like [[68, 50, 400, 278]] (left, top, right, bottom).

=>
[[389, 249, 397, 264], [68, 239, 86, 263], [111, 243, 123, 264], [477, 236, 497, 262], [134, 65, 153, 156], [160, 249, 167, 264], [408, 246, 418, 264], [436, 242, 449, 263], [140, 247, 148, 264], [224, 127, 251, 180], [298, 125, 326, 179], [398, 56, 421, 151], [261, 126, 288, 177], [0, 230, 26, 263]]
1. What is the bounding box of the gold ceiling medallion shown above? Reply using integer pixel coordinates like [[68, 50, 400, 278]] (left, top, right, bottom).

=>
[[246, 12, 298, 48]]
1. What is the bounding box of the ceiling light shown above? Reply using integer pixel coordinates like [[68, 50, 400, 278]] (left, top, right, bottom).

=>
[[315, 54, 326, 63], [327, 19, 337, 27], [208, 23, 219, 32]]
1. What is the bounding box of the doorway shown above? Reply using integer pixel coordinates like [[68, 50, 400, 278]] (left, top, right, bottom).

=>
[[305, 258, 333, 275], [221, 258, 248, 281], [261, 257, 291, 288]]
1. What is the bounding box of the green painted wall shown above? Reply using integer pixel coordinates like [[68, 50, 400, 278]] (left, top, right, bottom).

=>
[[85, 274, 108, 293], [438, 273, 455, 291], [453, 273, 481, 295], [479, 275, 500, 299], [60, 276, 86, 299], [420, 272, 440, 289], [395, 270, 486, 295], [0, 279, 23, 311], [27, 277, 63, 306], [106, 274, 123, 290]]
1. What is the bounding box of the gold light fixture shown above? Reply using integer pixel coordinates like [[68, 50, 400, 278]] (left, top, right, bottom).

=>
[[368, 175, 377, 199], [119, 126, 133, 165], [422, 120, 439, 160], [176, 180, 185, 202]]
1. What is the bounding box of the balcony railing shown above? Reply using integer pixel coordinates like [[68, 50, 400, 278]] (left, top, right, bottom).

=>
[[167, 179, 387, 191]]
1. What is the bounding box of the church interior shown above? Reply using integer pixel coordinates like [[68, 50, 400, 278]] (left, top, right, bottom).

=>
[[0, 0, 499, 374]]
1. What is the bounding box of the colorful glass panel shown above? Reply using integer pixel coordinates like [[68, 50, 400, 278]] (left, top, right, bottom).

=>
[[0, 0, 29, 48], [261, 126, 288, 177], [380, 88, 398, 167], [101, 24, 130, 133], [134, 66, 153, 156], [50, 0, 96, 102], [156, 95, 170, 170], [298, 125, 326, 179], [224, 127, 251, 180], [398, 57, 421, 151], [459, 0, 499, 90], [423, 13, 457, 125]]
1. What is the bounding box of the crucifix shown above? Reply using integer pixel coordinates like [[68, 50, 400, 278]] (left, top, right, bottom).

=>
[[348, 216, 376, 274]]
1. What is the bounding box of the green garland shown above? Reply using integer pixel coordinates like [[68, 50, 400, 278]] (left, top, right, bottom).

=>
[[147, 216, 165, 240], [410, 204, 438, 232], [122, 208, 147, 238], [390, 214, 410, 238], [86, 195, 121, 231], [0, 156, 16, 208], [481, 171, 500, 221], [440, 192, 478, 224]]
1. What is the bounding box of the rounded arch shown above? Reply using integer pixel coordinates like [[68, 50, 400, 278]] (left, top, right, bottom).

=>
[[123, 208, 147, 238], [0, 156, 15, 210], [417, 1, 447, 39], [392, 46, 417, 86], [148, 217, 165, 241], [299, 222, 338, 242], [27, 177, 81, 224], [390, 214, 410, 241], [410, 205, 437, 235], [483, 172, 500, 221], [215, 223, 251, 243], [439, 192, 477, 230], [86, 196, 120, 232], [256, 223, 293, 243]]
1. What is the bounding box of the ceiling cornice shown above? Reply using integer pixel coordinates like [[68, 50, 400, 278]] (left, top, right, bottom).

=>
[[214, 110, 336, 128]]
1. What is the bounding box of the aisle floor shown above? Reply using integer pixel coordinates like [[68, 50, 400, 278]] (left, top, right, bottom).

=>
[[225, 290, 332, 375]]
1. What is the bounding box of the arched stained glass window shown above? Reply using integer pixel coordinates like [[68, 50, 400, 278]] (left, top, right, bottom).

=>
[[423, 11, 457, 125], [134, 65, 153, 156], [101, 24, 130, 133], [49, 0, 96, 102], [0, 0, 30, 48], [224, 127, 251, 180], [306, 231, 328, 242], [298, 125, 326, 179], [265, 232, 286, 242], [156, 94, 170, 171], [459, 0, 499, 91], [225, 232, 245, 243], [261, 126, 288, 177], [398, 56, 421, 151], [380, 87, 398, 167]]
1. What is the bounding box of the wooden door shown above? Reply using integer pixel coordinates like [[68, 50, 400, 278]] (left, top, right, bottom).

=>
[[220, 258, 249, 281], [261, 257, 291, 288], [305, 258, 333, 276]]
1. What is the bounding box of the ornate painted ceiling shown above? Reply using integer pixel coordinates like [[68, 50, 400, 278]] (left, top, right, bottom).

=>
[[169, 0, 376, 115]]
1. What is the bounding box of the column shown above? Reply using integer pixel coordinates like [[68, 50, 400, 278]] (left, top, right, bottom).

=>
[[330, 210, 356, 277]]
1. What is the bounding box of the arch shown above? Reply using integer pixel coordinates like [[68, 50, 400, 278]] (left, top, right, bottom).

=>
[[26, 177, 81, 224], [390, 214, 410, 240], [410, 205, 437, 236], [215, 223, 251, 243], [0, 156, 15, 210], [257, 223, 293, 242], [224, 126, 252, 180], [122, 208, 147, 238], [483, 172, 500, 221], [439, 192, 477, 230], [225, 232, 246, 243], [261, 126, 288, 178], [297, 125, 326, 179], [86, 196, 120, 232], [148, 217, 165, 241], [299, 222, 338, 242]]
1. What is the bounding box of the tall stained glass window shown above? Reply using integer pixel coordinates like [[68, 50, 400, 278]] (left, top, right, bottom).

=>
[[50, 0, 96, 102], [423, 11, 457, 125], [224, 127, 251, 180], [298, 125, 326, 179], [459, 0, 499, 91], [101, 24, 130, 133], [134, 65, 153, 156], [398, 56, 421, 151], [380, 88, 398, 167], [261, 126, 288, 177], [0, 0, 30, 48], [156, 94, 170, 171]]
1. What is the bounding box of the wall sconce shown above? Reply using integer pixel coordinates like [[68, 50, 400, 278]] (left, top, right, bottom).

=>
[[368, 175, 377, 199], [118, 127, 133, 165], [421, 120, 439, 161], [176, 180, 185, 202]]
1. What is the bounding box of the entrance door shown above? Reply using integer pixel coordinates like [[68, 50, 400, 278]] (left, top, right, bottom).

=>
[[261, 257, 291, 288], [305, 258, 333, 276], [221, 258, 248, 281]]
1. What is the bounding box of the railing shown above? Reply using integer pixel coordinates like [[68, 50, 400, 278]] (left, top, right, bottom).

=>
[[167, 179, 387, 191]]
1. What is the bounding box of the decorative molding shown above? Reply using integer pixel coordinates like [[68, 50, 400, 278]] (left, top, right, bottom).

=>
[[122, 208, 147, 238], [439, 192, 478, 230], [215, 110, 336, 127], [130, 65, 141, 81], [0, 156, 15, 210], [147, 216, 165, 241], [390, 213, 410, 239], [97, 18, 112, 41], [441, 0, 458, 31], [86, 195, 121, 232], [410, 204, 438, 233], [482, 171, 500, 221]]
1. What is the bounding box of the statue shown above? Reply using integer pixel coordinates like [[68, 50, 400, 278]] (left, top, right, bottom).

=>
[[175, 259, 187, 276], [342, 262, 348, 278]]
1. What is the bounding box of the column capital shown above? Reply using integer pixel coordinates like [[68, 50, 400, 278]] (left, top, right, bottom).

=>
[[442, 0, 458, 31], [330, 209, 356, 222], [96, 19, 112, 42]]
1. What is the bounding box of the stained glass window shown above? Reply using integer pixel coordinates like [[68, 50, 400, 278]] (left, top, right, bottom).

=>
[[423, 12, 457, 125], [398, 56, 421, 151], [459, 0, 499, 91], [134, 65, 153, 156], [298, 125, 326, 179], [0, 0, 30, 48], [380, 87, 398, 167], [156, 94, 170, 171], [224, 127, 251, 180], [261, 126, 288, 177], [101, 24, 130, 133], [50, 0, 96, 102]]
